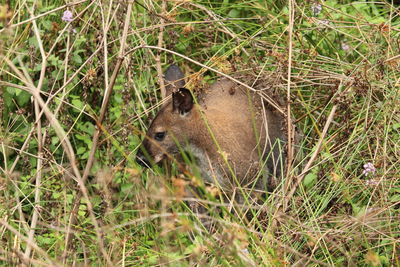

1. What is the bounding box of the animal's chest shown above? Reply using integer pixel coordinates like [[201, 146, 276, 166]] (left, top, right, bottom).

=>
[[185, 144, 228, 188], [185, 142, 264, 192]]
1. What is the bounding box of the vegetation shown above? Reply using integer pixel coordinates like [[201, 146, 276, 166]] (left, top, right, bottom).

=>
[[0, 0, 399, 265]]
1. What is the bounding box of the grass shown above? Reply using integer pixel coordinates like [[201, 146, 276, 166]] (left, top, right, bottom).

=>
[[0, 0, 399, 266]]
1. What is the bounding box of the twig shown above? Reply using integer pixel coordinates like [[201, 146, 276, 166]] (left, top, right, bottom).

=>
[[100, 0, 112, 106], [24, 98, 43, 259], [155, 0, 167, 98], [283, 104, 338, 211], [385, 54, 400, 62], [284, 0, 295, 211], [21, 5, 46, 260]]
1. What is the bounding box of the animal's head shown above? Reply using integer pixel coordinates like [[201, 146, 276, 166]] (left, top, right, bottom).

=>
[[136, 65, 197, 167]]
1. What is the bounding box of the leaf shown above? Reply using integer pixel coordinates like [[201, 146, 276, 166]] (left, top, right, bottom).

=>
[[66, 194, 74, 204], [81, 151, 89, 159], [38, 236, 53, 245], [6, 87, 16, 95], [114, 94, 123, 104], [76, 147, 86, 155], [228, 9, 241, 18], [184, 243, 196, 255], [303, 172, 317, 188], [79, 122, 95, 135], [121, 183, 134, 193], [390, 194, 400, 202], [48, 54, 62, 66], [16, 91, 31, 106], [392, 123, 400, 130], [72, 54, 82, 64], [71, 99, 84, 110], [78, 210, 86, 217], [51, 136, 59, 145], [42, 20, 52, 31], [28, 36, 39, 48], [110, 107, 122, 119], [353, 204, 367, 218], [176, 42, 188, 53]]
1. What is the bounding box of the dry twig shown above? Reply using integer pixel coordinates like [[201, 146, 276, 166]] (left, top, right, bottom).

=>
[[155, 0, 167, 98]]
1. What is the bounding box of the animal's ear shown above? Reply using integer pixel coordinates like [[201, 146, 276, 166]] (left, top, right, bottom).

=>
[[164, 64, 185, 96], [172, 88, 193, 115]]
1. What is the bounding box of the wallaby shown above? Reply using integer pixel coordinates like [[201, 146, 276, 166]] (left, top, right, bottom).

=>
[[136, 64, 287, 193]]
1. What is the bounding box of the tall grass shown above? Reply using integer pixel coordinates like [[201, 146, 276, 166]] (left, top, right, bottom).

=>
[[0, 0, 399, 266]]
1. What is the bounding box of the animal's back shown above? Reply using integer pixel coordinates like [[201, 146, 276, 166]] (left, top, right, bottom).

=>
[[199, 78, 286, 190]]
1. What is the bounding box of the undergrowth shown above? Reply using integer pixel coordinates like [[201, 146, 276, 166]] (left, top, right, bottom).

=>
[[0, 0, 399, 266]]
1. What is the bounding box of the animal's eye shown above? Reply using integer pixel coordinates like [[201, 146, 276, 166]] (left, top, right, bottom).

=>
[[154, 132, 166, 141]]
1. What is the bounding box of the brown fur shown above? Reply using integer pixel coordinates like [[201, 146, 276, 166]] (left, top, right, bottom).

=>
[[137, 65, 287, 192]]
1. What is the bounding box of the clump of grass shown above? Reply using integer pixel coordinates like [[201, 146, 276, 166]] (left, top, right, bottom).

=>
[[0, 0, 399, 266]]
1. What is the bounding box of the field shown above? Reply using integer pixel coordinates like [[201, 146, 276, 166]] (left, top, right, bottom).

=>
[[0, 0, 399, 266]]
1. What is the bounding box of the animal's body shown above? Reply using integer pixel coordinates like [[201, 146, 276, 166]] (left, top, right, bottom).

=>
[[136, 65, 287, 192]]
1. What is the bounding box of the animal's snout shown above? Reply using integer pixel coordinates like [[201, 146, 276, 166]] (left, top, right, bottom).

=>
[[136, 151, 151, 168]]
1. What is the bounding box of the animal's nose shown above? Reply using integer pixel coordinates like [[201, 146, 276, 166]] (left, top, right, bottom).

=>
[[136, 151, 151, 168]]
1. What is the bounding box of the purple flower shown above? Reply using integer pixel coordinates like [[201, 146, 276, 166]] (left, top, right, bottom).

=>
[[341, 42, 350, 51], [62, 10, 73, 22], [311, 3, 322, 16], [316, 19, 330, 28], [365, 179, 379, 186], [362, 162, 376, 176]]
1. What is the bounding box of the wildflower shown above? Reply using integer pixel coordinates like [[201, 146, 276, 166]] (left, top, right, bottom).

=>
[[362, 162, 376, 176], [62, 10, 73, 22], [311, 3, 322, 16], [316, 19, 330, 28], [341, 42, 350, 51], [365, 179, 379, 186]]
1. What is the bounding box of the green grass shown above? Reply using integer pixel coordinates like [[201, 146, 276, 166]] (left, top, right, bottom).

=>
[[0, 0, 399, 266]]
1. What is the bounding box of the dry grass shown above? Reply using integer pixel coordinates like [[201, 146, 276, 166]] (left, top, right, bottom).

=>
[[0, 0, 399, 266]]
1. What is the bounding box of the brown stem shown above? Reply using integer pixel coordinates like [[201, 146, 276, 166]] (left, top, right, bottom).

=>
[[155, 0, 167, 98], [283, 0, 295, 210], [283, 104, 338, 211]]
